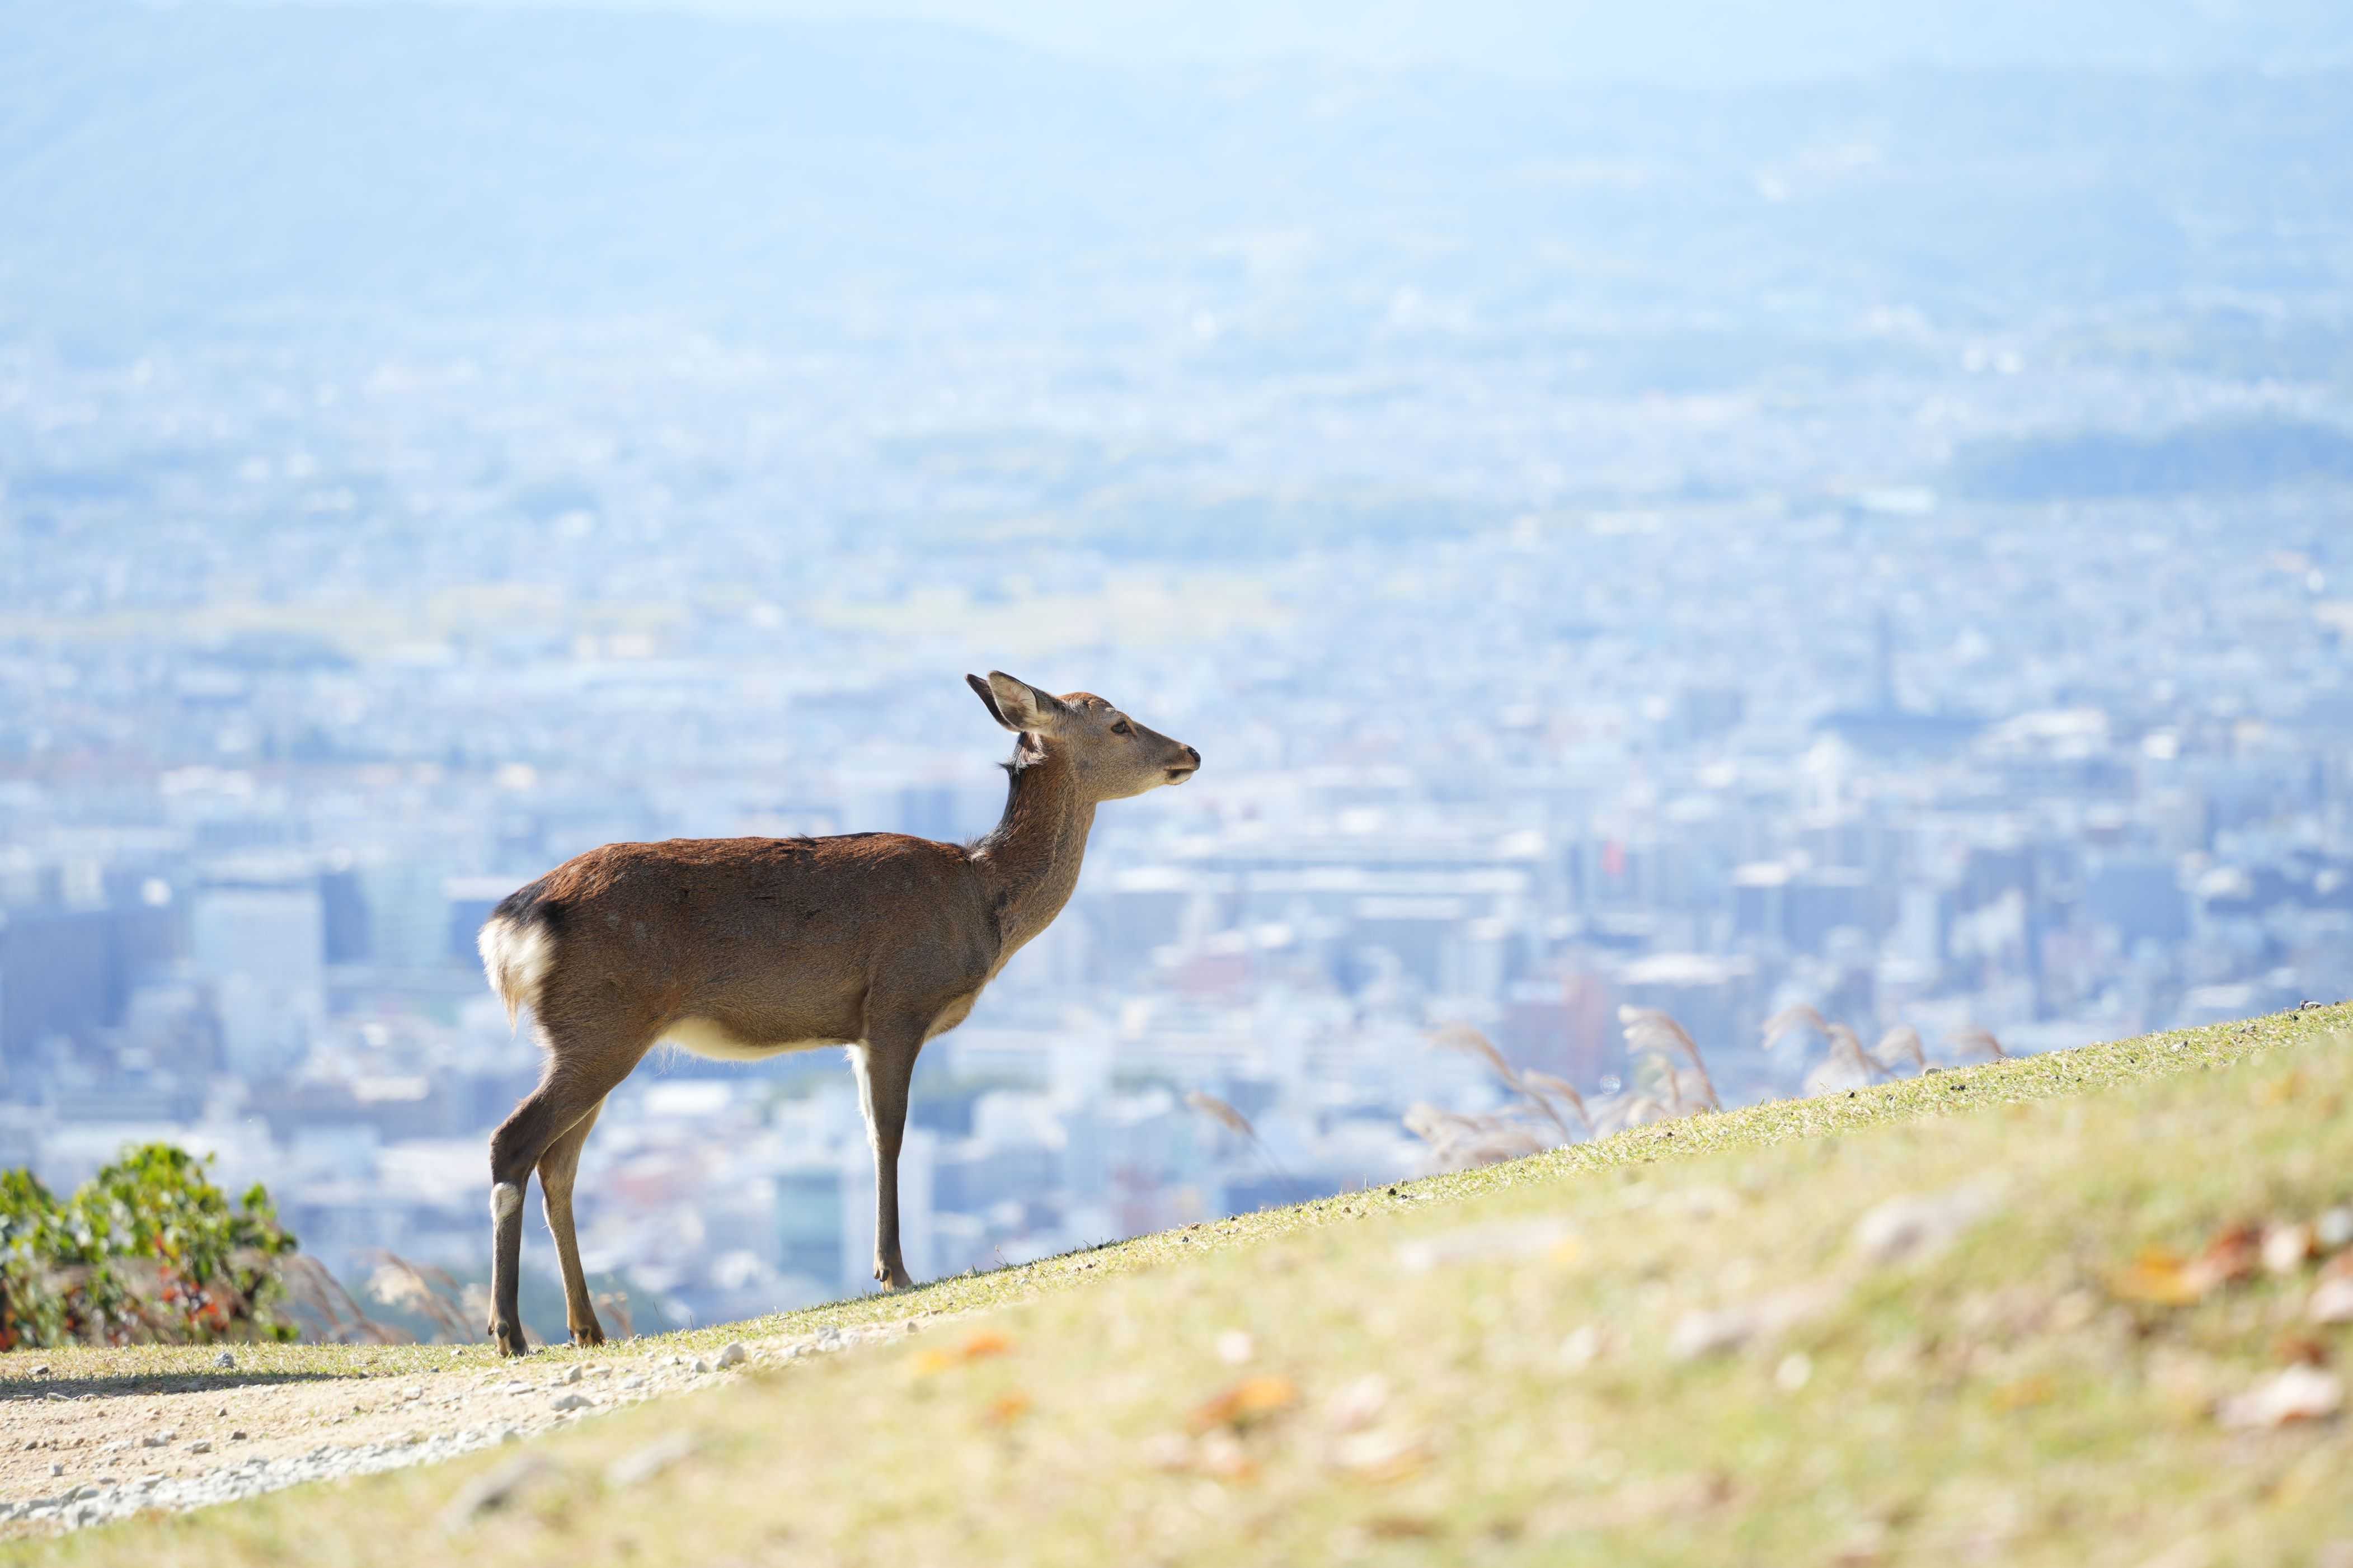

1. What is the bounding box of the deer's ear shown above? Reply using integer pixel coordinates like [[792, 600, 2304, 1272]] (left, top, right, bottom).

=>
[[980, 670, 1065, 733], [967, 673, 1016, 729]]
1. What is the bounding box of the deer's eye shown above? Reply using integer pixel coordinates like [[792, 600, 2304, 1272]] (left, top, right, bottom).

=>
[[1110, 721, 1132, 736]]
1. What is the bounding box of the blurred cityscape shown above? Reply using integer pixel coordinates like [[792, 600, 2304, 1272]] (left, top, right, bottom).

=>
[[3, 3, 2352, 1335]]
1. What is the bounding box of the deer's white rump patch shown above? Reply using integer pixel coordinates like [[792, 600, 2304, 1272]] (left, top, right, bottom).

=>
[[478, 915, 553, 1030]]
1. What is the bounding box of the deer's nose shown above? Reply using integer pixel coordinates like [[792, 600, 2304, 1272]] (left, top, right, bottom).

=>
[[1182, 745, 1201, 767]]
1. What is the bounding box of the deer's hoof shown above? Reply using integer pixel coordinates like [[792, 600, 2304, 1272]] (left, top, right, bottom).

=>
[[873, 1262, 915, 1291], [491, 1317, 530, 1357], [569, 1320, 607, 1348]]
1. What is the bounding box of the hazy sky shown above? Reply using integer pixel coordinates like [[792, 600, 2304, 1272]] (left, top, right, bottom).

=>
[[376, 0, 2353, 82]]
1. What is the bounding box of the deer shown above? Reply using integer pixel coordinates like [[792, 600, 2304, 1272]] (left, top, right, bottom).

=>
[[474, 671, 1199, 1355]]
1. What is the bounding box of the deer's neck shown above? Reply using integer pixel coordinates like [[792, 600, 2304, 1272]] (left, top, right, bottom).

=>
[[972, 748, 1097, 966]]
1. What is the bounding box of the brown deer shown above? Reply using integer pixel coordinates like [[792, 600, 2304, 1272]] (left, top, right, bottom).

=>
[[475, 671, 1199, 1355]]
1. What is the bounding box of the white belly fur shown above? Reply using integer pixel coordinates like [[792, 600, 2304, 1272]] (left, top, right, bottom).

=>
[[663, 1015, 838, 1062]]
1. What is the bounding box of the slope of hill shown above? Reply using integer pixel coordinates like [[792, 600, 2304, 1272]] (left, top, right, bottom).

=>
[[6, 1004, 2352, 1563]]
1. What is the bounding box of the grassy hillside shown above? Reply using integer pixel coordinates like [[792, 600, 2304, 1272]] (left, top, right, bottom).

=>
[[13, 1005, 2353, 1565]]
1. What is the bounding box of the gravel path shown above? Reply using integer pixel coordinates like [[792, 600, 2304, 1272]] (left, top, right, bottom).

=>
[[2, 1321, 912, 1537]]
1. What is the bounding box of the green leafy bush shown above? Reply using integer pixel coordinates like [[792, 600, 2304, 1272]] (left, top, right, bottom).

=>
[[0, 1144, 300, 1348]]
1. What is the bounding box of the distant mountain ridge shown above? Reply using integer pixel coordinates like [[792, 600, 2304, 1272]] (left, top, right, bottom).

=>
[[276, 0, 2353, 84], [2, 1, 2350, 347]]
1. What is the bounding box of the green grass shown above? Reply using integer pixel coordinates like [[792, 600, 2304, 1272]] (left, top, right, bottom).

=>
[[14, 1005, 2353, 1565]]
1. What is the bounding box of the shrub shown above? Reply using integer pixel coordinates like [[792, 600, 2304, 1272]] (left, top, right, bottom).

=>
[[0, 1143, 300, 1348]]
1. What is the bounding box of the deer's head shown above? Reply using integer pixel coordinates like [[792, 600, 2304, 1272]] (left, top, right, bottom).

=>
[[967, 670, 1199, 801]]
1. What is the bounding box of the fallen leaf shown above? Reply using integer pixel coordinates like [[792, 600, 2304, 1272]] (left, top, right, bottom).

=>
[[1187, 1375, 1299, 1434], [2194, 1223, 2262, 1287], [2252, 1071, 2307, 1106], [2215, 1365, 2343, 1430], [1365, 1515, 1439, 1539], [2112, 1223, 2275, 1307], [912, 1329, 1014, 1376], [1990, 1375, 2054, 1411], [2108, 1249, 2208, 1307]]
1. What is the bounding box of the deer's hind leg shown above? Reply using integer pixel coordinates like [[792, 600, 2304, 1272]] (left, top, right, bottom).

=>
[[537, 1098, 609, 1346], [487, 1028, 646, 1355]]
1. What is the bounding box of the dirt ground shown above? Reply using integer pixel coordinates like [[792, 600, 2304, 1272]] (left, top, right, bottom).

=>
[[0, 1317, 915, 1531]]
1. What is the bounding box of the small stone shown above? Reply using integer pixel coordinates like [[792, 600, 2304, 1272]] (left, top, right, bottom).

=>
[[48, 1462, 62, 1477], [1141, 1432, 1194, 1471], [1852, 1185, 2000, 1266], [620, 1374, 646, 1390], [2265, 1223, 2316, 1274], [1669, 1286, 1834, 1362], [1670, 1306, 1756, 1360], [549, 1392, 591, 1412], [403, 1385, 425, 1401], [2318, 1207, 2353, 1251], [189, 1439, 213, 1455], [215, 1405, 229, 1417], [604, 1432, 696, 1488], [436, 1454, 550, 1532], [214, 1350, 236, 1369], [715, 1342, 746, 1369], [1324, 1374, 1388, 1432], [556, 1365, 583, 1386], [230, 1430, 247, 1441], [689, 1358, 713, 1374]]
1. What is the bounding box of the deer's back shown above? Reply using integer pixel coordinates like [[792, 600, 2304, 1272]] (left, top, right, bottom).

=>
[[492, 833, 998, 1049]]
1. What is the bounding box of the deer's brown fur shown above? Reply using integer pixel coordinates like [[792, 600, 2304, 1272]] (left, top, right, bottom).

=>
[[475, 671, 1197, 1355]]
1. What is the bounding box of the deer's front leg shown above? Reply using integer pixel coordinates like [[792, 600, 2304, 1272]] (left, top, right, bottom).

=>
[[854, 1031, 923, 1290]]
